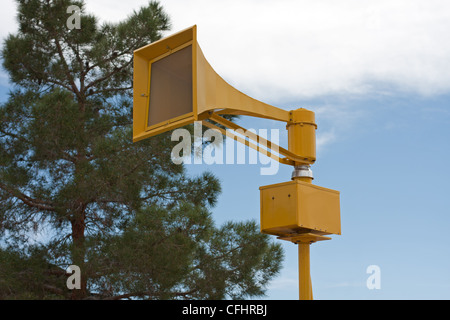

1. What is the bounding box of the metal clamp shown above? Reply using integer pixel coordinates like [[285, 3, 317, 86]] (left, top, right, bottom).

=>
[[291, 165, 314, 180]]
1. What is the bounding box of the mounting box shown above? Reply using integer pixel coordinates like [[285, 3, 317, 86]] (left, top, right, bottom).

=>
[[260, 180, 341, 237]]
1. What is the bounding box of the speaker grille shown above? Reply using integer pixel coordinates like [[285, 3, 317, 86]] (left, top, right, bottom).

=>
[[148, 45, 193, 127]]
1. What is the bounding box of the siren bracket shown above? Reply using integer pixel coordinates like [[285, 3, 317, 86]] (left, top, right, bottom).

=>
[[203, 112, 312, 166]]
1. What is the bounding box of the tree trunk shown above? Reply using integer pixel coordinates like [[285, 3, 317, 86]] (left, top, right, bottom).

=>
[[70, 208, 87, 299]]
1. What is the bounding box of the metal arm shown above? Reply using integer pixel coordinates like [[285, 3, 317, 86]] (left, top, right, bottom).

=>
[[201, 107, 317, 181]]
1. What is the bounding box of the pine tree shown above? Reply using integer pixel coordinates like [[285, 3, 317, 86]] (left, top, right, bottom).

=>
[[0, 0, 283, 299]]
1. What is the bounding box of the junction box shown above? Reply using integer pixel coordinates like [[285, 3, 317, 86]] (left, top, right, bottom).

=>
[[260, 180, 341, 237]]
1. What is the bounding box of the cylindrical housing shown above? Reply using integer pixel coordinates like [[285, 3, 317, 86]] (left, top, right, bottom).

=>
[[287, 108, 316, 165]]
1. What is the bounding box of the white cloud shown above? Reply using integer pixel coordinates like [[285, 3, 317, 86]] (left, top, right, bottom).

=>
[[86, 0, 450, 102], [308, 103, 367, 154], [0, 1, 18, 52], [2, 0, 450, 102], [316, 129, 337, 153]]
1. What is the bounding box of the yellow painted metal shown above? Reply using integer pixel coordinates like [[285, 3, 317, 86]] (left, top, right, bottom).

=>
[[207, 113, 312, 165], [295, 176, 313, 183], [133, 26, 198, 142], [201, 121, 294, 166], [133, 25, 342, 301], [133, 26, 318, 167], [298, 242, 312, 300], [278, 233, 330, 300], [259, 180, 341, 237], [278, 233, 331, 243], [133, 25, 293, 143], [195, 42, 290, 122], [287, 108, 317, 165]]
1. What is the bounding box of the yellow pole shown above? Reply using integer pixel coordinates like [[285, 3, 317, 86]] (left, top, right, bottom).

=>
[[298, 241, 312, 300], [288, 108, 317, 300]]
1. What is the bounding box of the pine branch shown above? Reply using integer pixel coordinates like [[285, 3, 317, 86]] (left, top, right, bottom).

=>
[[85, 86, 133, 97], [171, 288, 200, 299], [139, 189, 187, 201], [17, 58, 73, 92], [0, 182, 55, 211], [84, 49, 131, 75], [0, 127, 32, 145], [43, 284, 66, 296], [102, 292, 149, 300], [53, 37, 82, 101], [85, 58, 133, 91], [100, 288, 200, 300]]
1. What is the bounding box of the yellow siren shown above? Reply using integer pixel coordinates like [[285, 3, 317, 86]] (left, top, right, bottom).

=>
[[133, 25, 317, 166], [133, 26, 342, 300], [133, 25, 292, 136]]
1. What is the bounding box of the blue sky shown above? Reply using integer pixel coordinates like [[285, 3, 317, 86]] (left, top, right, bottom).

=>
[[1, 0, 450, 300], [186, 92, 450, 300]]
